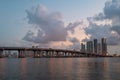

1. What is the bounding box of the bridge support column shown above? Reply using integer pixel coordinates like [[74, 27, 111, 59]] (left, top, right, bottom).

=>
[[64, 52, 67, 57], [18, 50, 24, 58], [36, 51, 38, 58], [33, 51, 35, 58], [61, 52, 64, 57], [56, 51, 58, 57], [69, 52, 72, 57], [85, 53, 88, 57], [49, 51, 52, 57], [0, 50, 3, 58], [52, 51, 55, 57], [71, 53, 73, 57], [41, 51, 44, 57], [46, 51, 49, 57], [91, 54, 95, 57], [33, 50, 37, 58], [73, 53, 75, 57], [85, 53, 90, 57], [74, 53, 77, 57], [78, 53, 80, 57], [36, 51, 41, 58], [38, 51, 42, 58]]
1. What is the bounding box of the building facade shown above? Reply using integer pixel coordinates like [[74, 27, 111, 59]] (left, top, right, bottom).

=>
[[86, 41, 93, 53], [81, 43, 85, 52], [94, 39, 98, 54], [98, 43, 102, 54], [101, 38, 107, 55]]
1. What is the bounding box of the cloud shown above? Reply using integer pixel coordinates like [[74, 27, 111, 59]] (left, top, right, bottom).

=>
[[23, 4, 68, 43], [93, 13, 105, 21], [104, 0, 120, 19], [68, 37, 81, 50], [66, 21, 82, 34], [84, 22, 111, 40], [83, 20, 120, 45], [23, 4, 84, 49], [104, 0, 120, 29], [23, 0, 120, 49], [111, 25, 120, 35], [82, 0, 120, 45], [107, 32, 120, 45]]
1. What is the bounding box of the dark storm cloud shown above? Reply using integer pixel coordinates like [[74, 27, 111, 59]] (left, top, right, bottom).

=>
[[104, 0, 120, 33], [104, 0, 120, 19], [93, 13, 105, 21], [85, 22, 111, 39]]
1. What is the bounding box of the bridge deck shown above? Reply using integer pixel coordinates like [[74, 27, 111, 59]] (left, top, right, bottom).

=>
[[0, 47, 110, 57]]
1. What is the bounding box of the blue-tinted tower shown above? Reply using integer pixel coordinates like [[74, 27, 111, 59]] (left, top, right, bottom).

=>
[[94, 39, 98, 54]]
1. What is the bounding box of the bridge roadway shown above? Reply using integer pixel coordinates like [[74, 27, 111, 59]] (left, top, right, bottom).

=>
[[0, 47, 109, 58]]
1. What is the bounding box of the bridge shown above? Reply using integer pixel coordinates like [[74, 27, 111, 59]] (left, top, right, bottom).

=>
[[0, 47, 111, 58]]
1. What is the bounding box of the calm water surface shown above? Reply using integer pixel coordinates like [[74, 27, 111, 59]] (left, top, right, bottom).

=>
[[0, 58, 120, 80]]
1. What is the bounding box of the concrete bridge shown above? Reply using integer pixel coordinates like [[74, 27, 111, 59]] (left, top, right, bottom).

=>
[[0, 47, 110, 58]]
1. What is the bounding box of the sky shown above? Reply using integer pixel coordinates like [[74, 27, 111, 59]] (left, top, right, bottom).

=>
[[0, 0, 120, 54]]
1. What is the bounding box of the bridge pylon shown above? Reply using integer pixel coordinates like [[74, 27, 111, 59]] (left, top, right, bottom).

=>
[[18, 50, 25, 58], [0, 50, 3, 58]]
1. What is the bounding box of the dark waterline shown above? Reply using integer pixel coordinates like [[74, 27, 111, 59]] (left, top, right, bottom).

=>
[[0, 58, 120, 80]]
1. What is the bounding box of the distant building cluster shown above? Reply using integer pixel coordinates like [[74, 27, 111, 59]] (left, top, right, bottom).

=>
[[81, 38, 107, 55]]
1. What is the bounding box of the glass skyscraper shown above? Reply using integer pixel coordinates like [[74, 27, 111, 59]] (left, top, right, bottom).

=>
[[81, 43, 85, 52], [86, 41, 93, 53], [94, 39, 98, 54], [98, 43, 102, 54], [101, 38, 107, 55]]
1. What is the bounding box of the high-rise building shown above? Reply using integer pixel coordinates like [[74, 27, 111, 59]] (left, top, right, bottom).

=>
[[86, 41, 93, 53], [81, 43, 85, 52], [94, 39, 98, 54], [101, 38, 107, 55], [98, 43, 102, 54]]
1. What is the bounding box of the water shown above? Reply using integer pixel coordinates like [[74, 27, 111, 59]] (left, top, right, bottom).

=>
[[0, 58, 120, 80]]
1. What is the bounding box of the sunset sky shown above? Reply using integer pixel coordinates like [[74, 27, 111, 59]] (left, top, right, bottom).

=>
[[0, 0, 120, 54]]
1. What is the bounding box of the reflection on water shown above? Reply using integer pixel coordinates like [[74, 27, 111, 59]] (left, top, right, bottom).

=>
[[21, 58, 27, 80], [0, 58, 120, 80], [0, 58, 6, 79]]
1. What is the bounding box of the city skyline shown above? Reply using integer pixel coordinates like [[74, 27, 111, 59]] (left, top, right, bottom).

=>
[[0, 0, 120, 54], [81, 38, 107, 55]]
